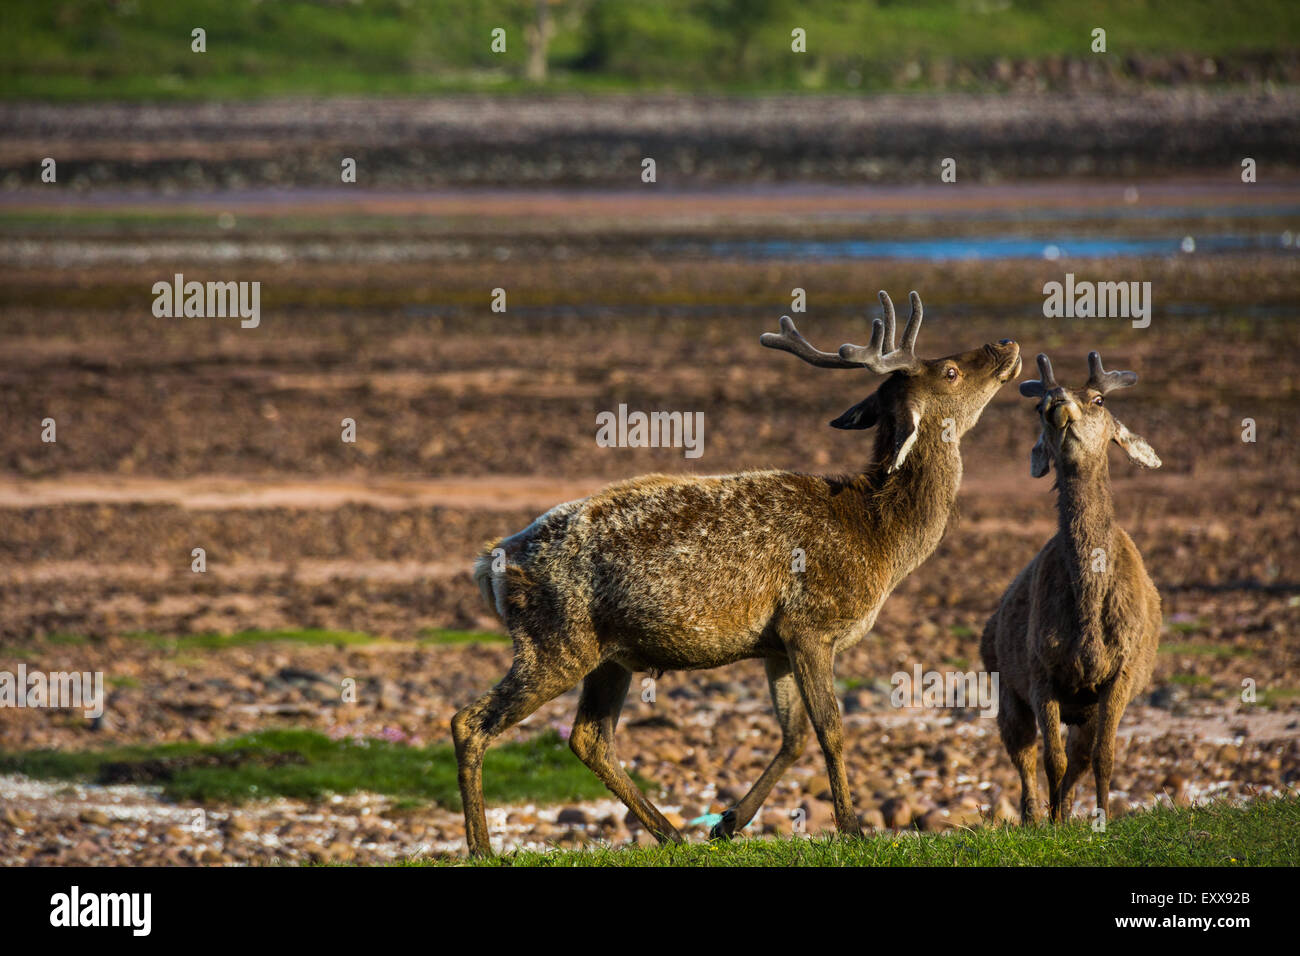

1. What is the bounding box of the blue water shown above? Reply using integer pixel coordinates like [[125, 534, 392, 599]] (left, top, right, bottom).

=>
[[707, 234, 1296, 262]]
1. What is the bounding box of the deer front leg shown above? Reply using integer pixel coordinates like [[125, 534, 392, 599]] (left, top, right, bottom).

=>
[[712, 656, 810, 840], [788, 642, 862, 836]]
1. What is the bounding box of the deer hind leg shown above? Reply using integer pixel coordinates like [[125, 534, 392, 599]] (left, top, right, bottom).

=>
[[712, 656, 809, 840], [1092, 676, 1128, 825], [998, 693, 1042, 824], [451, 640, 594, 857], [788, 642, 862, 836], [568, 661, 683, 845], [1060, 714, 1097, 822], [1035, 696, 1069, 823]]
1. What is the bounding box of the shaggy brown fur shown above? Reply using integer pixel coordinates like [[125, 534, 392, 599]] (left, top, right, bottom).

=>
[[453, 291, 1021, 856], [980, 352, 1162, 825]]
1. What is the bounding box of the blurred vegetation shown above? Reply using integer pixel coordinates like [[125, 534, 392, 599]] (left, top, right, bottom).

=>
[[1, 0, 1298, 99]]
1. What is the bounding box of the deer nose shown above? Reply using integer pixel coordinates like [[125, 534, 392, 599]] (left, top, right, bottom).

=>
[[1048, 399, 1081, 428]]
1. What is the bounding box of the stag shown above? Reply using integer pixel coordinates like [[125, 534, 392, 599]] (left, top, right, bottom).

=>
[[453, 292, 1021, 855]]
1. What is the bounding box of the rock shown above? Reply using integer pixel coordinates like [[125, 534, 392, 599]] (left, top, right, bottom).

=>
[[324, 840, 355, 862], [993, 796, 1019, 825], [657, 744, 686, 763], [858, 808, 886, 831], [917, 808, 950, 832], [78, 809, 111, 826], [804, 774, 833, 799], [798, 799, 836, 835], [556, 807, 589, 826], [946, 805, 983, 828], [715, 785, 744, 804], [880, 797, 913, 829], [1, 808, 35, 828], [1217, 744, 1241, 764], [1161, 773, 1190, 806], [1148, 685, 1188, 710]]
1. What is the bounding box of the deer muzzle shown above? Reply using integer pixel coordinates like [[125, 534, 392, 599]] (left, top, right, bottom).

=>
[[1049, 400, 1081, 429]]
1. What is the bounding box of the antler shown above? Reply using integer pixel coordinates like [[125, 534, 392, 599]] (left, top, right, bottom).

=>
[[760, 290, 923, 374], [1086, 351, 1138, 395], [839, 291, 924, 373], [1018, 353, 1060, 398], [759, 315, 866, 369]]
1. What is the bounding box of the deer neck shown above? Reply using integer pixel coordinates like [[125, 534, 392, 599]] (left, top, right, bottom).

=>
[[1055, 452, 1117, 618], [855, 422, 963, 577]]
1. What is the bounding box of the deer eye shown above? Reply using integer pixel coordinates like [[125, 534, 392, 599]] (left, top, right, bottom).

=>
[[945, 366, 959, 381], [1092, 395, 1104, 406]]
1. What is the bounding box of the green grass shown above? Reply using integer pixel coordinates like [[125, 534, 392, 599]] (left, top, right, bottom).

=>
[[1168, 673, 1214, 686], [4, 627, 509, 652], [126, 628, 377, 650], [0, 728, 633, 808], [1160, 640, 1254, 658], [418, 628, 511, 646], [418, 796, 1300, 866], [3, 0, 1298, 100], [1258, 687, 1300, 705]]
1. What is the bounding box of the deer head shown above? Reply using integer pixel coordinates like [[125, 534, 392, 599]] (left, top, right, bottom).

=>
[[761, 291, 1022, 472], [1019, 351, 1162, 477]]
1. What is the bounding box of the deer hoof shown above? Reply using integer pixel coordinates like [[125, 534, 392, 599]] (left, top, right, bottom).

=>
[[709, 808, 738, 841]]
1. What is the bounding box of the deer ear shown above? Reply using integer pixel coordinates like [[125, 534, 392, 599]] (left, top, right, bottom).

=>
[[830, 393, 880, 430], [1112, 419, 1162, 468], [1030, 432, 1052, 478]]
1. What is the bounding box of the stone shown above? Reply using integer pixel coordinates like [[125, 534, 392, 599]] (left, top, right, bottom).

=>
[[880, 797, 913, 829], [804, 774, 833, 799]]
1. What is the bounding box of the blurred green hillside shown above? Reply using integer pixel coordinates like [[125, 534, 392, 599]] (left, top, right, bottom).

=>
[[2, 0, 1299, 99]]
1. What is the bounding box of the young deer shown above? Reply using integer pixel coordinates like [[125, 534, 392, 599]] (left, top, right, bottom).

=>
[[980, 352, 1162, 826], [452, 291, 1022, 856]]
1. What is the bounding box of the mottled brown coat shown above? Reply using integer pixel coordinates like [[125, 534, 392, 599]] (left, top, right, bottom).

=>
[[981, 352, 1162, 824], [453, 292, 1021, 855]]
